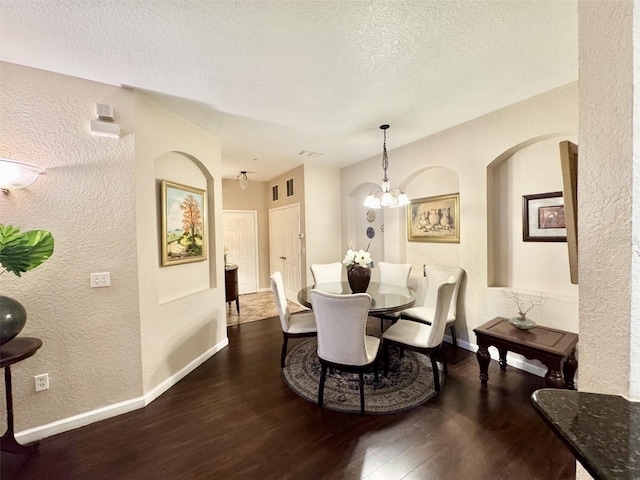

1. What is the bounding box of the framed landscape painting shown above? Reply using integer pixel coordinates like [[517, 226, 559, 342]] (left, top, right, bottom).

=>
[[161, 179, 207, 266], [522, 191, 566, 242], [407, 193, 460, 243]]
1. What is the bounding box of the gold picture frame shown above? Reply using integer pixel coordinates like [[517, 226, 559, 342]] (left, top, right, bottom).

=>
[[161, 179, 207, 266], [407, 193, 460, 243]]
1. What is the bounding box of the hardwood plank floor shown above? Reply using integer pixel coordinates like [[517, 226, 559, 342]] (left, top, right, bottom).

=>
[[1, 315, 575, 480]]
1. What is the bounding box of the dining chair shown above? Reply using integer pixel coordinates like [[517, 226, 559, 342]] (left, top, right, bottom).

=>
[[382, 277, 456, 392], [399, 265, 464, 348], [310, 262, 343, 285], [376, 261, 412, 331], [309, 289, 380, 415], [270, 271, 317, 368]]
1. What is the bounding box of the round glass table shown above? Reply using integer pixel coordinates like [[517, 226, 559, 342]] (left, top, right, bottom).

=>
[[297, 281, 417, 315]]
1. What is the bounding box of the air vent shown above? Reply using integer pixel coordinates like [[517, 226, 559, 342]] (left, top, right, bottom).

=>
[[298, 150, 323, 157]]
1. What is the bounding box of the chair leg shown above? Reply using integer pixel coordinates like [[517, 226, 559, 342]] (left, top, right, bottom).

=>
[[431, 355, 441, 392], [449, 324, 457, 349], [383, 341, 390, 377], [359, 372, 365, 415], [280, 335, 289, 368], [318, 364, 327, 408]]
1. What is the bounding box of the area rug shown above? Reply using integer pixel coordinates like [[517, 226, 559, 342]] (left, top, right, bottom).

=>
[[281, 338, 443, 414]]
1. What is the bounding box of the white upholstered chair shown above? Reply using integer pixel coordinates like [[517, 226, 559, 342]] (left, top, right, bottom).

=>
[[375, 262, 412, 330], [310, 262, 343, 285], [309, 289, 380, 415], [270, 271, 317, 368], [399, 265, 464, 348], [382, 277, 456, 392]]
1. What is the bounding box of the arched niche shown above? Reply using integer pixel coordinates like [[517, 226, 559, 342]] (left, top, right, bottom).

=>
[[403, 166, 460, 269], [487, 134, 578, 297], [347, 182, 384, 265], [154, 150, 217, 304]]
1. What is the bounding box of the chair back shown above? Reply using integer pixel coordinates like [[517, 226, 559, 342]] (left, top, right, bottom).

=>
[[310, 262, 343, 284], [270, 271, 291, 332], [309, 289, 372, 366], [423, 265, 464, 317], [378, 262, 412, 288], [425, 277, 457, 348]]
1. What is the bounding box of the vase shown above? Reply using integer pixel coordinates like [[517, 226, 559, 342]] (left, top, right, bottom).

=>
[[347, 265, 371, 293], [0, 295, 27, 344], [508, 313, 537, 330]]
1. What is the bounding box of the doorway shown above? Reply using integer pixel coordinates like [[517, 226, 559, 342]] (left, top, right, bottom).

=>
[[269, 203, 301, 301], [223, 210, 259, 294]]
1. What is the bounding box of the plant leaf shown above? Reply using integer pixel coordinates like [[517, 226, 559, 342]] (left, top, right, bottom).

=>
[[0, 224, 54, 276]]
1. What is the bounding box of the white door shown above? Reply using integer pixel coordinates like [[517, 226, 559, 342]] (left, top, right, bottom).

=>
[[269, 204, 301, 301], [223, 210, 258, 294]]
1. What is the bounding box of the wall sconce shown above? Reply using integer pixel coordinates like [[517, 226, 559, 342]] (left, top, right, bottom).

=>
[[237, 171, 249, 190], [0, 158, 44, 192]]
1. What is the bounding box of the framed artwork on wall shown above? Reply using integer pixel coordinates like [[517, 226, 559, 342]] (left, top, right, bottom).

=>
[[407, 193, 460, 243], [161, 179, 207, 266], [522, 191, 567, 242]]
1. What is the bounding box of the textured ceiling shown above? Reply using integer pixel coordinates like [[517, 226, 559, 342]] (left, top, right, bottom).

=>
[[0, 0, 578, 182]]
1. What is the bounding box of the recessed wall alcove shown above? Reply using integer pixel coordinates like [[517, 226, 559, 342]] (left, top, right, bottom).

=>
[[487, 135, 578, 298], [154, 150, 217, 304]]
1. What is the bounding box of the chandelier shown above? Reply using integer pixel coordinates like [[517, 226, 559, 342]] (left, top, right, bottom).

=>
[[363, 125, 410, 209]]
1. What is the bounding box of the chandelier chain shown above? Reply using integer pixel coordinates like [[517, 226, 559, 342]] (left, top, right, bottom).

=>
[[381, 128, 389, 183]]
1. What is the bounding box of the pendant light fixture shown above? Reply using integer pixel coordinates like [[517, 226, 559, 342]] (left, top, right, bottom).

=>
[[363, 124, 410, 209], [0, 158, 44, 192], [237, 171, 249, 190]]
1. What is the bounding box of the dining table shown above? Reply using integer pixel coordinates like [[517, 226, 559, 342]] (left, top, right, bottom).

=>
[[297, 281, 417, 315]]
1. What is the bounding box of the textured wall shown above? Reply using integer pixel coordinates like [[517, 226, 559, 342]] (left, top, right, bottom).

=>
[[578, 0, 632, 397], [341, 83, 579, 347], [0, 62, 143, 431], [133, 93, 225, 394]]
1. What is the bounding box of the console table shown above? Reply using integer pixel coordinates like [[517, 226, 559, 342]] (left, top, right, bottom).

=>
[[1, 336, 42, 454], [474, 317, 578, 389], [225, 263, 239, 314]]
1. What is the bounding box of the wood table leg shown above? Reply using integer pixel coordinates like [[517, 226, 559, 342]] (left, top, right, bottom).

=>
[[1, 365, 39, 454], [563, 349, 578, 390], [476, 345, 491, 387], [498, 348, 508, 370], [544, 369, 565, 388]]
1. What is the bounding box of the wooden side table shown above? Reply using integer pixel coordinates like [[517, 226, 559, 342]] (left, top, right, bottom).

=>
[[474, 317, 578, 389], [1, 336, 42, 454], [225, 263, 239, 314]]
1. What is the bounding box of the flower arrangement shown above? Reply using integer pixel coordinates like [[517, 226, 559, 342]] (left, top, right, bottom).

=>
[[343, 247, 372, 271]]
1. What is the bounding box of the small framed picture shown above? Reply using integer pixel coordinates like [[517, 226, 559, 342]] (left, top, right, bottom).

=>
[[522, 191, 567, 242], [407, 193, 460, 243], [161, 179, 207, 266]]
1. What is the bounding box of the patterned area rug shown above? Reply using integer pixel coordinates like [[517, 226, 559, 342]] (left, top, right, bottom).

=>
[[282, 338, 442, 414]]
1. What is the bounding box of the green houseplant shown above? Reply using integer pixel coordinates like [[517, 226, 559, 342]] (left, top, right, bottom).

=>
[[0, 224, 54, 343]]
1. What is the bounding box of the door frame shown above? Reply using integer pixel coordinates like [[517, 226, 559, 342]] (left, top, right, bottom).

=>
[[269, 203, 302, 302]]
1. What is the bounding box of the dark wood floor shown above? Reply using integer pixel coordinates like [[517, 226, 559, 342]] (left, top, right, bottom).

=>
[[2, 316, 575, 480]]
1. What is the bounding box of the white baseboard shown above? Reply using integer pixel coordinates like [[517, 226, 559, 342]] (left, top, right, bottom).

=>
[[451, 336, 548, 378], [16, 337, 229, 444]]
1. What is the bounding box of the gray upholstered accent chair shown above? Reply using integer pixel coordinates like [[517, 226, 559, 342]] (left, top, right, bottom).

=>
[[309, 289, 380, 415], [375, 261, 412, 331], [382, 277, 456, 392], [270, 271, 317, 368], [310, 262, 343, 285], [399, 265, 464, 348]]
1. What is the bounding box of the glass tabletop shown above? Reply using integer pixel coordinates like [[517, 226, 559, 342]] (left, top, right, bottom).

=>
[[297, 281, 417, 315]]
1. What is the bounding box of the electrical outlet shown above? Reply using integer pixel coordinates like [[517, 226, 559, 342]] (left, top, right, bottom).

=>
[[90, 272, 111, 288], [35, 373, 49, 392]]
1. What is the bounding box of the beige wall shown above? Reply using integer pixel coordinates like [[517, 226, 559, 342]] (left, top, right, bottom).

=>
[[222, 178, 270, 290], [341, 83, 579, 368], [0, 62, 227, 440], [0, 62, 143, 432]]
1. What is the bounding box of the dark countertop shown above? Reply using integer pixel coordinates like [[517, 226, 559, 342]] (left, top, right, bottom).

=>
[[532, 389, 640, 479]]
